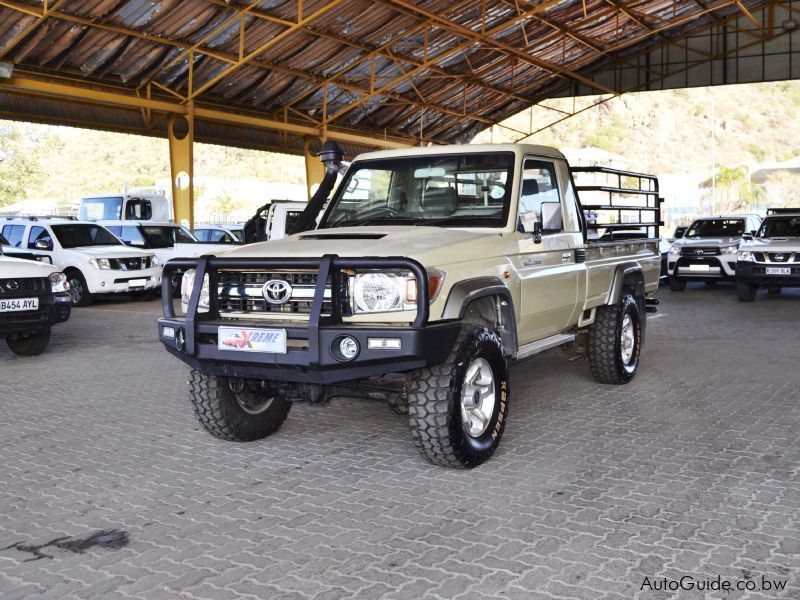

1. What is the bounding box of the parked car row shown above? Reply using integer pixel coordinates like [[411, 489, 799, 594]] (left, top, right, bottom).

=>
[[667, 209, 800, 301]]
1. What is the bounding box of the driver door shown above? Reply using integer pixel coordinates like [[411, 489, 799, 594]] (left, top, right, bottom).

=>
[[514, 157, 581, 344]]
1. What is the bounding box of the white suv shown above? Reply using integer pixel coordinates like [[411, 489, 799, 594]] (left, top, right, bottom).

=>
[[666, 215, 762, 291], [1, 217, 160, 306]]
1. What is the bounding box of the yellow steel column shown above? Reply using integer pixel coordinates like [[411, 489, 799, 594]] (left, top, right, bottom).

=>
[[168, 110, 194, 228], [303, 137, 326, 201]]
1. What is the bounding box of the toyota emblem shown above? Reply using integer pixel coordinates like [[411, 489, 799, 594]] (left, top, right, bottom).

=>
[[262, 279, 293, 305], [695, 249, 704, 256], [5, 280, 20, 291]]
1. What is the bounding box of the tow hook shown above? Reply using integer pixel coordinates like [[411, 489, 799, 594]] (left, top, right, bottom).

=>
[[645, 298, 659, 314]]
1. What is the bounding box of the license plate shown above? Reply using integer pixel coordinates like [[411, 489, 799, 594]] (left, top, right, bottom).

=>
[[688, 264, 711, 272], [128, 278, 147, 288], [0, 297, 38, 312], [766, 267, 791, 275], [218, 326, 287, 354]]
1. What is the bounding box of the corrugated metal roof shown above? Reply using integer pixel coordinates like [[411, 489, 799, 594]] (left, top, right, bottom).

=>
[[0, 0, 776, 153]]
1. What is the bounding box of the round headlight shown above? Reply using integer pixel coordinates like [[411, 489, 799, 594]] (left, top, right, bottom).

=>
[[332, 336, 360, 362], [353, 273, 403, 313]]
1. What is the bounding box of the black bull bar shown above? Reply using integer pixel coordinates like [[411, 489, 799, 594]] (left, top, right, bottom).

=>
[[158, 255, 461, 383]]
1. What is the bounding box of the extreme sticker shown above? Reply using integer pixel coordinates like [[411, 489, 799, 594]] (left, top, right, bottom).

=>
[[217, 327, 287, 354]]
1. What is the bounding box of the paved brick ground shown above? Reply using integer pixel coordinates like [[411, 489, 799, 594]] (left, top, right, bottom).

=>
[[1, 283, 799, 599]]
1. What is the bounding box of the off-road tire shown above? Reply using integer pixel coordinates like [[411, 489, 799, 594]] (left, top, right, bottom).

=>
[[668, 277, 686, 292], [407, 327, 509, 469], [188, 371, 291, 441], [5, 329, 51, 356], [66, 269, 93, 307], [736, 279, 757, 302], [588, 293, 642, 385]]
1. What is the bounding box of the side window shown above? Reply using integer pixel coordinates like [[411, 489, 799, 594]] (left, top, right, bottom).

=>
[[106, 226, 121, 236], [519, 159, 561, 233], [2, 225, 26, 247], [125, 199, 152, 220], [28, 226, 53, 250], [121, 226, 146, 246], [207, 230, 226, 242], [194, 230, 208, 242]]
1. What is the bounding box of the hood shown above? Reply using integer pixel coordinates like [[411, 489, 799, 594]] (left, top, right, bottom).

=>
[[213, 226, 504, 266], [173, 243, 232, 258], [0, 255, 58, 277], [739, 237, 800, 253], [672, 236, 741, 247], [68, 245, 155, 259]]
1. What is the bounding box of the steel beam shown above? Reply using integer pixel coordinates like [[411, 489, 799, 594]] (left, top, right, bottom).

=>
[[168, 110, 195, 228]]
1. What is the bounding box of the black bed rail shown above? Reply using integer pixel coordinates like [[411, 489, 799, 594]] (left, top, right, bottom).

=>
[[571, 166, 663, 239], [161, 254, 430, 357]]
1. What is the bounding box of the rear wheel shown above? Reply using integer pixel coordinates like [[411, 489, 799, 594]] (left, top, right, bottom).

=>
[[668, 277, 686, 292], [407, 326, 509, 468], [188, 371, 291, 441], [588, 293, 642, 384], [6, 329, 51, 356], [66, 270, 93, 306], [736, 279, 757, 302]]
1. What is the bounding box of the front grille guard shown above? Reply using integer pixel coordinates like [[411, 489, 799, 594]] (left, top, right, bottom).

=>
[[161, 254, 430, 360]]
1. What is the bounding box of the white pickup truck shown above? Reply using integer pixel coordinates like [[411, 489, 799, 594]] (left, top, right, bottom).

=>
[[158, 143, 662, 468]]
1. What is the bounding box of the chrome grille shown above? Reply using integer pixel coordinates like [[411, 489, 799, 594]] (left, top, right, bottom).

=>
[[681, 246, 721, 256], [217, 270, 334, 317], [0, 277, 47, 296]]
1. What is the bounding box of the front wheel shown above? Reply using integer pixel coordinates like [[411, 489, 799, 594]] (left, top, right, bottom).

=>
[[407, 327, 509, 468], [188, 371, 291, 441], [66, 270, 93, 306], [588, 293, 643, 384], [736, 279, 757, 302], [668, 277, 686, 292], [6, 330, 51, 356]]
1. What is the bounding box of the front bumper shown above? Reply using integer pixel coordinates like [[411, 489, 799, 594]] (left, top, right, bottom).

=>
[[87, 267, 162, 295], [158, 317, 460, 384], [736, 261, 800, 287], [158, 254, 458, 384], [668, 255, 736, 279], [1, 293, 71, 336]]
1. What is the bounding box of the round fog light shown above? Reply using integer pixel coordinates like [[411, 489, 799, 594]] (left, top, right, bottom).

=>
[[335, 336, 359, 362]]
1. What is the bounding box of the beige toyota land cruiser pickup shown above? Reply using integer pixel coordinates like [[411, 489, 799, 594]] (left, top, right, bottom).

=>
[[159, 143, 662, 468]]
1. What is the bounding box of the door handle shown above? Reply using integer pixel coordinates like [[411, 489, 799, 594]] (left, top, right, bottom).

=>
[[561, 252, 572, 263]]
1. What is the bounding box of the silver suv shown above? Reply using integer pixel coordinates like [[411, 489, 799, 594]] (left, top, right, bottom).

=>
[[667, 215, 761, 291], [735, 208, 800, 301]]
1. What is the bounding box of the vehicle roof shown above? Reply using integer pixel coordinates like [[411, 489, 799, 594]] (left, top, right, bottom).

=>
[[354, 143, 566, 162], [82, 193, 166, 199], [692, 214, 760, 220], [99, 220, 181, 227], [4, 217, 97, 225], [762, 212, 800, 217]]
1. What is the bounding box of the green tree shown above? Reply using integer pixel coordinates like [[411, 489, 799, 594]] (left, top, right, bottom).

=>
[[0, 125, 43, 206]]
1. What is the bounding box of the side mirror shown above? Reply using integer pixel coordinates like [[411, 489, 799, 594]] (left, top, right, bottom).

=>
[[532, 221, 543, 244], [541, 202, 563, 232], [34, 239, 52, 251], [673, 227, 685, 239], [750, 230, 757, 236], [742, 233, 754, 242]]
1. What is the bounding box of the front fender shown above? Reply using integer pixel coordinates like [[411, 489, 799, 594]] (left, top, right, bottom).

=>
[[442, 277, 517, 355]]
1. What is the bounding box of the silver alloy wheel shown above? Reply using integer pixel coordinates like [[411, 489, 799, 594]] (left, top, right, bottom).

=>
[[620, 313, 635, 364], [68, 277, 83, 304], [460, 357, 496, 437]]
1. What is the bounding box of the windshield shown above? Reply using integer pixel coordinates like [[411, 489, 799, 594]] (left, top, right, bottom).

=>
[[321, 153, 514, 229], [141, 226, 198, 248], [52, 224, 122, 248], [685, 219, 744, 238], [79, 197, 123, 221], [757, 216, 800, 237]]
